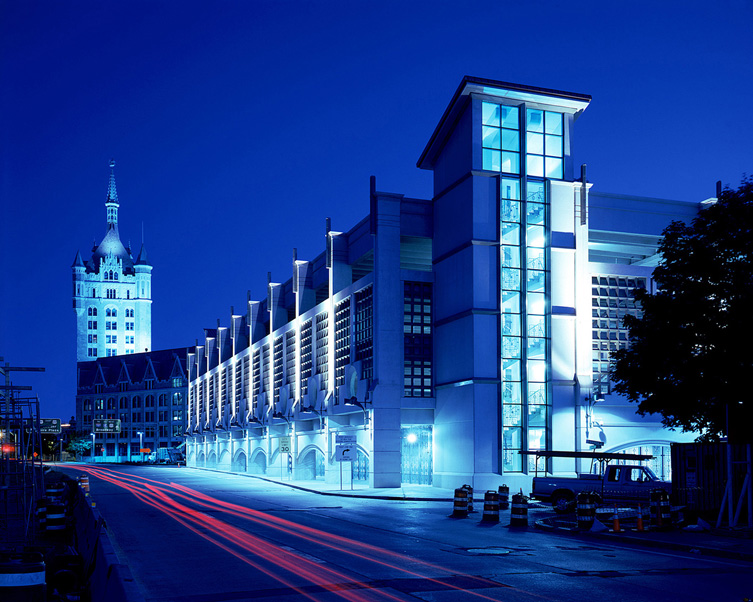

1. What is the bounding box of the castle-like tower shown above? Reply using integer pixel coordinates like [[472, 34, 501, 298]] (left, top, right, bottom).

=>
[[72, 161, 152, 361]]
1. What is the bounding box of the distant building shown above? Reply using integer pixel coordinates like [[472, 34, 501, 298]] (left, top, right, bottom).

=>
[[76, 348, 188, 462], [72, 161, 152, 361], [185, 77, 702, 490]]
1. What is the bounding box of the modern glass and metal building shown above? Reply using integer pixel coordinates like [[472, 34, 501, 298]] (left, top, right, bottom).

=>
[[185, 77, 702, 490]]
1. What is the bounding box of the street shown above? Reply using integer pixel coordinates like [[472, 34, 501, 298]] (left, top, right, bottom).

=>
[[58, 465, 752, 602]]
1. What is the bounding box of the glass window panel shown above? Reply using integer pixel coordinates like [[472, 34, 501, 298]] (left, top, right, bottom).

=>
[[528, 382, 547, 404], [545, 111, 562, 135], [545, 157, 563, 179], [502, 382, 522, 404], [500, 106, 519, 129], [526, 154, 543, 177], [482, 102, 500, 126], [502, 336, 521, 358], [483, 148, 500, 171], [501, 268, 520, 291], [501, 129, 519, 151], [482, 126, 501, 149], [501, 245, 521, 268], [503, 426, 522, 449], [502, 358, 521, 381], [545, 134, 563, 157], [527, 270, 545, 293], [527, 224, 546, 248], [528, 427, 546, 450], [503, 404, 522, 427], [527, 247, 545, 271], [501, 151, 520, 174], [526, 132, 544, 155], [526, 202, 545, 225], [504, 447, 522, 472], [528, 360, 547, 382], [527, 180, 545, 203], [502, 312, 521, 336], [501, 199, 520, 222], [527, 337, 546, 360], [527, 109, 544, 132], [528, 404, 547, 427], [527, 315, 546, 339], [501, 222, 520, 245], [527, 292, 546, 315], [500, 178, 520, 200], [501, 291, 520, 314]]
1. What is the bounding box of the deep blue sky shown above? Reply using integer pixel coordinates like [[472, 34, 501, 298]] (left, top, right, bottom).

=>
[[1, 1, 751, 421]]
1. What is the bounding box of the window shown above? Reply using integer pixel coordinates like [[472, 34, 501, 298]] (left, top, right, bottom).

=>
[[88, 347, 98, 357], [482, 102, 520, 174], [145, 411, 155, 422], [107, 349, 116, 356], [132, 395, 142, 408], [126, 335, 134, 345], [88, 320, 97, 330], [355, 286, 373, 380], [88, 334, 97, 344], [88, 307, 97, 316], [159, 411, 168, 422], [126, 322, 134, 331], [95, 398, 104, 410], [172, 409, 183, 422], [159, 394, 168, 407], [83, 399, 93, 411], [591, 276, 646, 393], [145, 395, 155, 407], [125, 308, 134, 318], [403, 282, 433, 398], [526, 110, 563, 179]]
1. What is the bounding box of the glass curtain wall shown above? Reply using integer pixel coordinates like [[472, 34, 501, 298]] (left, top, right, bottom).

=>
[[484, 100, 559, 474]]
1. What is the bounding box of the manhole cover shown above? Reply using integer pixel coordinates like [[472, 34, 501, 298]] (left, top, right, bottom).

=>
[[467, 548, 511, 555]]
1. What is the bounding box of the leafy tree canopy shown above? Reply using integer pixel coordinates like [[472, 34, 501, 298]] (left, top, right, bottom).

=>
[[612, 177, 753, 441], [65, 431, 93, 458]]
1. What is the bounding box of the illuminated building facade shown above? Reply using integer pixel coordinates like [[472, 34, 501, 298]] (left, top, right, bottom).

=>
[[75, 348, 189, 461], [185, 77, 702, 490], [72, 161, 152, 361]]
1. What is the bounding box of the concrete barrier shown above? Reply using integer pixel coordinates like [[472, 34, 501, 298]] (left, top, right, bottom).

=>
[[70, 487, 145, 602]]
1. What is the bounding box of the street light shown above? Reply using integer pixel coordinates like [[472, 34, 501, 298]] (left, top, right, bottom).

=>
[[90, 432, 96, 463], [137, 431, 144, 463]]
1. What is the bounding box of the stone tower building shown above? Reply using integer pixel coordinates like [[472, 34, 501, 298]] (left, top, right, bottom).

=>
[[72, 161, 152, 361]]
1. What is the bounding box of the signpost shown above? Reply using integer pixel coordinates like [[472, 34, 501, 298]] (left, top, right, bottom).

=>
[[279, 436, 292, 480], [335, 434, 357, 490]]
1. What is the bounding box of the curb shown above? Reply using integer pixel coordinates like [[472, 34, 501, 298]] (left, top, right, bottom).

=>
[[534, 519, 753, 563]]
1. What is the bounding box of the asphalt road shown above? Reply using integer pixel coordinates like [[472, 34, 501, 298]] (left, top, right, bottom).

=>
[[58, 465, 753, 602]]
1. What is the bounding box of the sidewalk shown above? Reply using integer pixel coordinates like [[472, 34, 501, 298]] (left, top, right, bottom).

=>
[[238, 471, 753, 563]]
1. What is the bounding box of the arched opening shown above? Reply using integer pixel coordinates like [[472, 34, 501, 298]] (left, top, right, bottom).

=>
[[197, 451, 206, 468], [232, 451, 247, 473], [207, 452, 217, 469], [608, 442, 672, 481], [250, 451, 267, 475], [297, 447, 325, 480]]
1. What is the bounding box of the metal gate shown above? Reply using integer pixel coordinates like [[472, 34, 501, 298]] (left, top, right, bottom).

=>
[[401, 426, 433, 485]]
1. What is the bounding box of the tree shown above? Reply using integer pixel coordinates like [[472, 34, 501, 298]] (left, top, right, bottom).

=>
[[65, 431, 93, 459], [611, 177, 753, 441]]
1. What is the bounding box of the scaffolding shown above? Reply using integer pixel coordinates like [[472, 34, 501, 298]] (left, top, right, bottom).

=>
[[0, 359, 45, 550]]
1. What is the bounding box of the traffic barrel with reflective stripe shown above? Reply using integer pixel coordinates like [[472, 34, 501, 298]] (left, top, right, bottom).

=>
[[498, 485, 510, 510], [35, 498, 47, 532], [576, 491, 596, 530], [0, 552, 46, 602], [509, 493, 528, 527], [461, 484, 474, 513], [45, 484, 65, 504], [45, 504, 66, 533], [482, 490, 500, 523], [452, 488, 470, 518], [658, 490, 672, 528], [650, 489, 669, 528], [78, 476, 89, 493]]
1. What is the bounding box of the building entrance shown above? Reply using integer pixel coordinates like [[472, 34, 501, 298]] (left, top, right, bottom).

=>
[[401, 426, 433, 485]]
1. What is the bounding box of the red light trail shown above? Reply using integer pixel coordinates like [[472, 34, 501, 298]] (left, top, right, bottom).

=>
[[65, 465, 553, 601]]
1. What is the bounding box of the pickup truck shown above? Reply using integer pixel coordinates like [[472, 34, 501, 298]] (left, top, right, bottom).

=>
[[531, 464, 671, 513]]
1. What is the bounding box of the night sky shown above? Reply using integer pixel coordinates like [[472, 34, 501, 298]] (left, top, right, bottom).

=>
[[1, 1, 751, 421]]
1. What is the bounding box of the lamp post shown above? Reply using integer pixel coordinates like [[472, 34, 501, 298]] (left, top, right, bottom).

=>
[[90, 432, 96, 463], [137, 431, 144, 463]]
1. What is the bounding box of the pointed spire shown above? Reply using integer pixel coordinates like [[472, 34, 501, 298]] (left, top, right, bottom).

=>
[[71, 249, 85, 268], [135, 243, 150, 265], [105, 159, 119, 231]]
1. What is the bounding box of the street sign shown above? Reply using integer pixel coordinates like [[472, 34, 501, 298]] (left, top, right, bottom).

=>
[[279, 436, 292, 454], [40, 419, 61, 434], [336, 434, 357, 444], [93, 419, 121, 433], [335, 445, 356, 462]]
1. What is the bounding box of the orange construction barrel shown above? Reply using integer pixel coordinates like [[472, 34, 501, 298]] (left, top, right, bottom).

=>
[[576, 491, 596, 530], [482, 490, 500, 523], [509, 493, 528, 527], [498, 485, 510, 510], [452, 488, 470, 518]]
